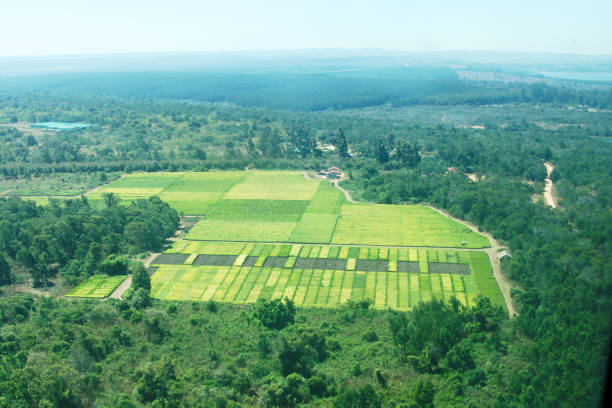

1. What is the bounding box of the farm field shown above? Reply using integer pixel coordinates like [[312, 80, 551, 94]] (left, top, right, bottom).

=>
[[150, 242, 506, 311], [78, 170, 503, 310], [86, 171, 490, 248], [65, 275, 126, 298]]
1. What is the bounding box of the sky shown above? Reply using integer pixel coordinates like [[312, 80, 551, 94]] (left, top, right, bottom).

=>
[[1, 0, 611, 56]]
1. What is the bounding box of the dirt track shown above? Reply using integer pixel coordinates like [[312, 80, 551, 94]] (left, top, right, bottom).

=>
[[109, 275, 132, 299], [543, 162, 557, 208]]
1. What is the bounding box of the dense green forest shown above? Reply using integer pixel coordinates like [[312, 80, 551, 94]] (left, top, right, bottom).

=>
[[0, 74, 611, 407]]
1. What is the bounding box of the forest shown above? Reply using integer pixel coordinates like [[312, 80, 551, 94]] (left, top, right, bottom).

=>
[[0, 71, 611, 407]]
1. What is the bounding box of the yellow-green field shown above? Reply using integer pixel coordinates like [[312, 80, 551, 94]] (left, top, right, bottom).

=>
[[77, 170, 504, 310], [86, 171, 490, 248], [149, 242, 505, 311], [65, 275, 126, 298]]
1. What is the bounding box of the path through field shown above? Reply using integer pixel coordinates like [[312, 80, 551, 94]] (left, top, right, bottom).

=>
[[543, 162, 557, 208], [109, 275, 132, 299], [333, 180, 518, 316]]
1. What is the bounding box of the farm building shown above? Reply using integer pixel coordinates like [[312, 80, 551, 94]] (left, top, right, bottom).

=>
[[497, 250, 512, 262], [318, 167, 343, 179]]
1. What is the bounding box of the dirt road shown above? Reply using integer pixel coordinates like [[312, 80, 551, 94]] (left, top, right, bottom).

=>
[[543, 162, 557, 208], [109, 275, 132, 299]]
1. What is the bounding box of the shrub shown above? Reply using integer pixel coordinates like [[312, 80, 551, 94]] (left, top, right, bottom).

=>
[[254, 298, 295, 330]]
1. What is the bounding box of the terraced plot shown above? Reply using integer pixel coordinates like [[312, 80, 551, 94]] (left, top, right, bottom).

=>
[[65, 275, 127, 298], [149, 242, 506, 311]]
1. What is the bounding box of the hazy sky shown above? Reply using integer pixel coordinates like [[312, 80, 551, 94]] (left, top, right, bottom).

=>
[[1, 0, 611, 56]]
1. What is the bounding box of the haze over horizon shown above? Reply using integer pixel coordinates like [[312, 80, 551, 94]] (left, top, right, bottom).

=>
[[2, 0, 611, 57]]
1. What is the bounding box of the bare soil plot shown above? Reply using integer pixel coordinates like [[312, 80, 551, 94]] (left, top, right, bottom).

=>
[[151, 253, 190, 265]]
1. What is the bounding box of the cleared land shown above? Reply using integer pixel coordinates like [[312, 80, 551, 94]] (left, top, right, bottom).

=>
[[88, 171, 490, 248], [65, 275, 127, 298], [331, 203, 490, 248], [78, 170, 504, 310], [150, 242, 505, 311]]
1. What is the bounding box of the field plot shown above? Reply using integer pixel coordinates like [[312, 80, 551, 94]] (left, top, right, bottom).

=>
[[65, 275, 126, 298], [82, 171, 489, 249], [150, 242, 505, 312], [331, 203, 490, 248], [224, 172, 320, 200], [87, 171, 246, 213]]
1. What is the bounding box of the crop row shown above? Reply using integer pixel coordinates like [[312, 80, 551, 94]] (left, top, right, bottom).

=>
[[150, 265, 481, 311]]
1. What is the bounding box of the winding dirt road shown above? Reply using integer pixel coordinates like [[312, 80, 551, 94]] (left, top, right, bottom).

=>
[[543, 162, 557, 208]]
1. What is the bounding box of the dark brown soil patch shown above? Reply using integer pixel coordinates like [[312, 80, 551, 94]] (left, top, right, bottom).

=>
[[294, 258, 347, 270], [355, 259, 388, 272], [193, 254, 237, 266], [242, 256, 259, 267], [428, 263, 470, 275], [263, 256, 288, 268], [397, 262, 420, 273], [151, 253, 190, 265]]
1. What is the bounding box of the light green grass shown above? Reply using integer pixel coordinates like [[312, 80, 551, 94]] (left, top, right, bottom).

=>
[[224, 172, 320, 200], [65, 275, 126, 298], [186, 220, 297, 242], [208, 199, 308, 222], [331, 203, 490, 248], [290, 214, 339, 243]]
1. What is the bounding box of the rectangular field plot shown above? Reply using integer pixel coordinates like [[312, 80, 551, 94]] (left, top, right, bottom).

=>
[[66, 275, 126, 298], [290, 213, 339, 243], [428, 262, 470, 275], [186, 220, 297, 242], [151, 253, 190, 265], [149, 243, 504, 311], [224, 172, 320, 200], [192, 254, 237, 266], [331, 204, 490, 248], [208, 199, 308, 222]]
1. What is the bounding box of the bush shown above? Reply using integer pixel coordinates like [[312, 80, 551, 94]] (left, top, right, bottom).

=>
[[254, 298, 295, 330], [131, 263, 150, 291], [99, 255, 129, 276], [334, 384, 381, 408], [362, 329, 379, 343]]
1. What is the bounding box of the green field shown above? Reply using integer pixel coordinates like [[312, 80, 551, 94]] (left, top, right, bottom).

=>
[[88, 171, 490, 248], [65, 275, 126, 298], [81, 170, 503, 310], [150, 242, 506, 311]]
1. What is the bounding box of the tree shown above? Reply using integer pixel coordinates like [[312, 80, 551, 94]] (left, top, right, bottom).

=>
[[103, 192, 120, 208], [374, 141, 388, 163], [132, 263, 151, 291], [0, 253, 11, 285], [334, 384, 381, 408], [254, 298, 296, 330], [396, 140, 421, 168], [289, 123, 315, 158], [99, 255, 129, 276], [413, 379, 435, 408], [336, 128, 349, 159]]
